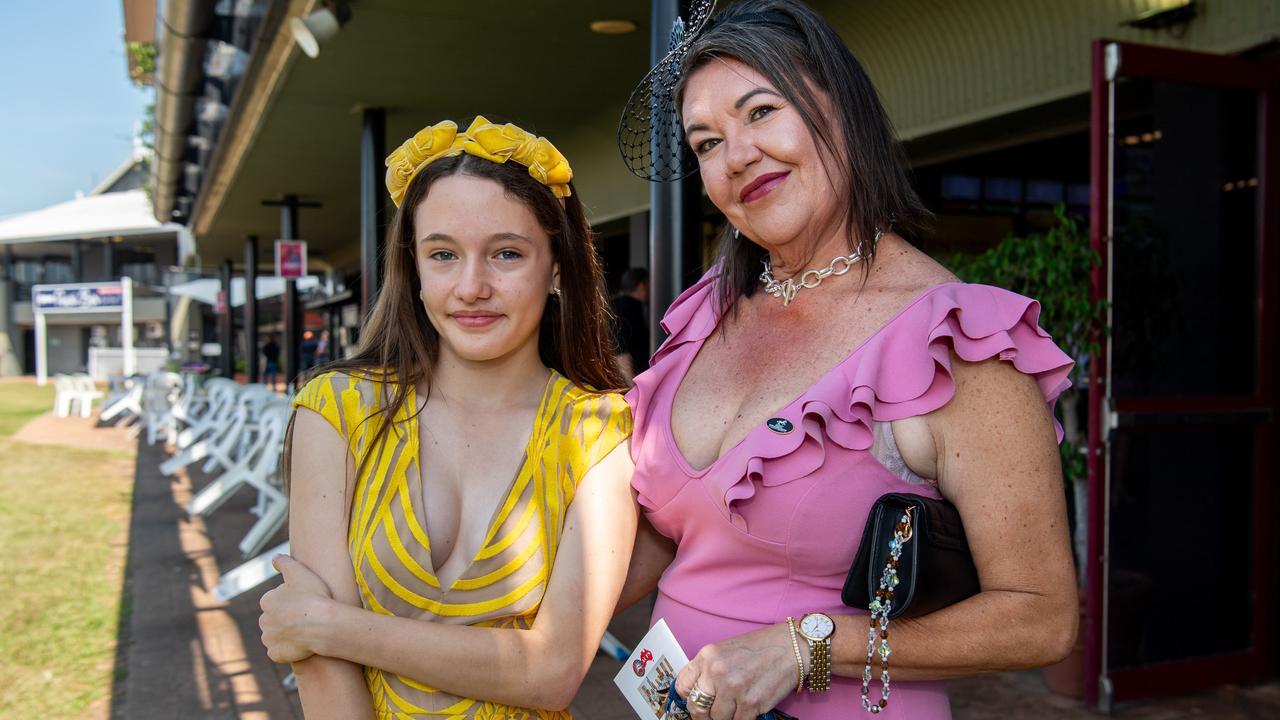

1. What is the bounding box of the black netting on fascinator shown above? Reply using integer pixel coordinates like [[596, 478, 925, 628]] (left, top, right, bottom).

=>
[[617, 0, 717, 182]]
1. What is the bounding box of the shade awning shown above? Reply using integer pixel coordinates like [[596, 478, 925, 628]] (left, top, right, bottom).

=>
[[167, 276, 321, 307], [0, 189, 186, 245]]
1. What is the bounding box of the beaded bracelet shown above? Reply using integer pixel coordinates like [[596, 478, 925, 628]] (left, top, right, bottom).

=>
[[861, 508, 913, 714], [785, 617, 806, 693]]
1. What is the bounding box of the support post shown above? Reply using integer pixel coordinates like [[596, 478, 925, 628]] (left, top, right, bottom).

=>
[[244, 235, 259, 384], [648, 0, 703, 351], [262, 194, 320, 391], [219, 260, 234, 378], [35, 311, 47, 386], [360, 107, 387, 318], [121, 276, 135, 377], [0, 248, 18, 376], [280, 197, 301, 390]]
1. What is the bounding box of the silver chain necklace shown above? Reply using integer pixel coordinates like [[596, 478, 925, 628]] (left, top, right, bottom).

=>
[[759, 228, 882, 307]]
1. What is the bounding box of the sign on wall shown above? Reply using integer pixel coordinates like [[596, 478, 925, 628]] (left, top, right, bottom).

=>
[[32, 282, 125, 312], [275, 240, 308, 278]]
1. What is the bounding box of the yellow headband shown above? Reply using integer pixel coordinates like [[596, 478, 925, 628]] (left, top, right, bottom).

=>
[[384, 115, 573, 207]]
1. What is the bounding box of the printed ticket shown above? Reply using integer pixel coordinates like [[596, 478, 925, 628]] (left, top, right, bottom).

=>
[[612, 619, 689, 719]]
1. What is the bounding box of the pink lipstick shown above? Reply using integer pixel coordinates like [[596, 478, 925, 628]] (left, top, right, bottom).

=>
[[739, 171, 789, 203]]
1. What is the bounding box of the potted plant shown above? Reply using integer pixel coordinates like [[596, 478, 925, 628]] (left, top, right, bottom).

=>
[[945, 204, 1104, 697]]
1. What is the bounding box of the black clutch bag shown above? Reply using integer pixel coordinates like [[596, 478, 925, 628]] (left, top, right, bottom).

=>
[[841, 493, 980, 619]]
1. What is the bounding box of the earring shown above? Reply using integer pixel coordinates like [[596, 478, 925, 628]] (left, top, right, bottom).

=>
[[551, 287, 562, 298], [733, 227, 741, 240]]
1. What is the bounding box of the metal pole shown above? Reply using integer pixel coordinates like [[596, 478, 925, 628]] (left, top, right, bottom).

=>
[[648, 0, 699, 352], [219, 259, 233, 378], [262, 194, 320, 391], [360, 107, 387, 318], [35, 311, 47, 385], [244, 235, 259, 383], [121, 276, 135, 376], [281, 197, 300, 390]]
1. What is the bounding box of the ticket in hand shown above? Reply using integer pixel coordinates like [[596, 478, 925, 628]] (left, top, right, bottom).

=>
[[612, 619, 690, 719]]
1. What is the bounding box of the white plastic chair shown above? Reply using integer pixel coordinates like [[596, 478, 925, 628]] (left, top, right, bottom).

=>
[[187, 399, 292, 558], [173, 378, 239, 449], [141, 372, 184, 445], [213, 541, 290, 601], [160, 380, 241, 476], [71, 373, 105, 418], [100, 375, 144, 423], [53, 374, 76, 417]]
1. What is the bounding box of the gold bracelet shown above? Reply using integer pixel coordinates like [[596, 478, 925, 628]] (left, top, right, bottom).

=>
[[785, 617, 806, 693]]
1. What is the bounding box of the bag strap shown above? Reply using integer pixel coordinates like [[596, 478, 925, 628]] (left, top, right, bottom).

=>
[[861, 507, 913, 714]]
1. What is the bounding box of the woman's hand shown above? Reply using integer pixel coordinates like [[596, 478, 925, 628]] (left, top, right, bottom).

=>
[[675, 623, 800, 720], [259, 554, 336, 664]]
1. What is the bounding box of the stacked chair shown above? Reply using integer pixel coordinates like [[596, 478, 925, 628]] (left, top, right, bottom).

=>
[[103, 373, 295, 605], [52, 373, 106, 418]]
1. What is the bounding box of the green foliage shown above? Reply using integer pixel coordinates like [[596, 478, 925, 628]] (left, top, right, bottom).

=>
[[944, 205, 1104, 483], [127, 41, 156, 85], [945, 205, 1102, 369]]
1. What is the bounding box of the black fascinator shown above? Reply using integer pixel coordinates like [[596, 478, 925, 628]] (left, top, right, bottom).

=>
[[616, 0, 717, 183]]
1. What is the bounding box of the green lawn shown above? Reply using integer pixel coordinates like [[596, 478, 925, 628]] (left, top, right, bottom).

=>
[[0, 382, 135, 718], [0, 381, 58, 437]]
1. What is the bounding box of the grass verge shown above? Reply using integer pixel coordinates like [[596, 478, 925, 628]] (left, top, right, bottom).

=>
[[0, 381, 57, 437], [0, 382, 134, 719]]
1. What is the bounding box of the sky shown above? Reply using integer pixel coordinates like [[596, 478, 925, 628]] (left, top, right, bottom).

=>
[[0, 2, 151, 217]]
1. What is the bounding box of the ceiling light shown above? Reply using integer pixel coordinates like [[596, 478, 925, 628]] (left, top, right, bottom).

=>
[[289, 2, 352, 59], [591, 20, 637, 35], [1123, 1, 1196, 31]]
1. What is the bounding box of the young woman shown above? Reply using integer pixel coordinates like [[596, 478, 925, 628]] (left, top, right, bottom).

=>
[[259, 116, 637, 720]]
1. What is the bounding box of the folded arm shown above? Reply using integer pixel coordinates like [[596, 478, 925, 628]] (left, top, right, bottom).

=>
[[272, 408, 375, 719], [265, 440, 638, 711]]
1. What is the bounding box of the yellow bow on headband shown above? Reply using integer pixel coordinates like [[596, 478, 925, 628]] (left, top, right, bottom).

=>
[[384, 115, 573, 207]]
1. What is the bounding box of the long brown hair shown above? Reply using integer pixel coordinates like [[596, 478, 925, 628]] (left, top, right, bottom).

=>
[[290, 150, 624, 485], [673, 0, 931, 309]]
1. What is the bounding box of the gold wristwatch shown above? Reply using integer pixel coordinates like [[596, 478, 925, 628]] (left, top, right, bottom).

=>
[[798, 612, 834, 692]]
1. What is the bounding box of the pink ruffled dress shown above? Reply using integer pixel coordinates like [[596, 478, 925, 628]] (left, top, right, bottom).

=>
[[625, 272, 1074, 720]]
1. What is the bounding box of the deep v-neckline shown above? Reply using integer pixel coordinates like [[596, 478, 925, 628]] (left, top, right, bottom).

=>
[[666, 283, 958, 476], [407, 371, 556, 591]]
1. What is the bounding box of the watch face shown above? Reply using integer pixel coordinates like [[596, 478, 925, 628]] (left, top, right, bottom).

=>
[[800, 613, 834, 640]]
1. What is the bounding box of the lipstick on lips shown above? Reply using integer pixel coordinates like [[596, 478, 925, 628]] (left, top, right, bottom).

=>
[[739, 171, 789, 203], [451, 310, 502, 328]]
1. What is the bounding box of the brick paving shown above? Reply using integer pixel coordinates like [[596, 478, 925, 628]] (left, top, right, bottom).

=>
[[13, 402, 1279, 719]]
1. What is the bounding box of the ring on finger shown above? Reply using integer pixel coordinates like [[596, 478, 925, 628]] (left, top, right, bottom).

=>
[[687, 686, 715, 709]]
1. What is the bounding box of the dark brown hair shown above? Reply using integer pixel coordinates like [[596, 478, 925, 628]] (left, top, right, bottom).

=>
[[288, 150, 623, 486], [674, 0, 931, 308]]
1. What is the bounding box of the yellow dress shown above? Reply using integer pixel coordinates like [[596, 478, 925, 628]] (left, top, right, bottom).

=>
[[292, 370, 632, 720]]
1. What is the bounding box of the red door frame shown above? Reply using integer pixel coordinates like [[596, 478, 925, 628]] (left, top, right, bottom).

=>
[[1087, 39, 1280, 708]]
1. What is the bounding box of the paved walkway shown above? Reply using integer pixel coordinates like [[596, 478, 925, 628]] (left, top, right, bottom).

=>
[[14, 403, 1279, 719]]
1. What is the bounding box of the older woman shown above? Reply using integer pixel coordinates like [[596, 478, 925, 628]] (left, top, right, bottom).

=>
[[617, 1, 1078, 718]]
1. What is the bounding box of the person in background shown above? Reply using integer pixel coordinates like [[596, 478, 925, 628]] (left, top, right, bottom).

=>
[[261, 335, 281, 390], [612, 267, 650, 384], [315, 329, 331, 365], [300, 330, 318, 370]]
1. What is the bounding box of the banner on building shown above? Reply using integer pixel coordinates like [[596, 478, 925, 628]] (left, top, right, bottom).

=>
[[32, 282, 125, 313], [275, 240, 308, 278]]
